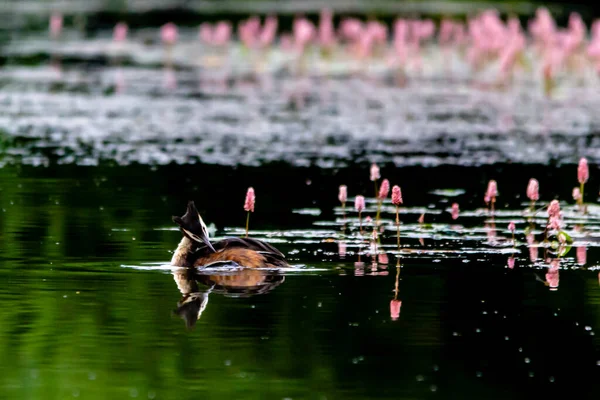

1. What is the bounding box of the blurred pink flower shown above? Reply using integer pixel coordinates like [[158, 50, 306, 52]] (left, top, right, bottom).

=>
[[578, 157, 589, 184], [238, 16, 261, 48], [486, 180, 498, 198], [572, 187, 581, 201], [439, 19, 455, 45], [319, 9, 336, 48], [161, 23, 178, 45], [293, 18, 316, 51], [213, 22, 232, 46], [508, 221, 516, 233], [199, 23, 213, 43], [259, 16, 278, 47], [113, 22, 128, 42], [338, 185, 347, 204], [49, 12, 63, 39], [370, 163, 380, 181], [366, 21, 388, 45], [527, 178, 539, 201], [339, 18, 363, 41], [200, 21, 232, 46], [418, 214, 425, 224]]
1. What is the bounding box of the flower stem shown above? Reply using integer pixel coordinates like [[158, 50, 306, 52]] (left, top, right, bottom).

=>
[[245, 212, 250, 238], [580, 182, 585, 213], [374, 180, 378, 201], [359, 211, 362, 232], [395, 205, 401, 250], [393, 264, 400, 299]]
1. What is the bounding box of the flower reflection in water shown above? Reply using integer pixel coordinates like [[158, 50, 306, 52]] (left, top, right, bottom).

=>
[[390, 261, 402, 321], [576, 246, 587, 265], [527, 232, 538, 262], [507, 256, 515, 269], [545, 259, 560, 291]]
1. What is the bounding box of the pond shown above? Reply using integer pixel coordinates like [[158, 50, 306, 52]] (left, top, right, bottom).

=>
[[1, 12, 600, 398], [0, 161, 599, 399]]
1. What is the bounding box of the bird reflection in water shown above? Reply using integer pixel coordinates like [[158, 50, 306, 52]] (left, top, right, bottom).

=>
[[172, 268, 285, 329]]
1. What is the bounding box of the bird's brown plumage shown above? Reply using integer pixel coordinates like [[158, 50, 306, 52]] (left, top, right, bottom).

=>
[[171, 201, 288, 269]]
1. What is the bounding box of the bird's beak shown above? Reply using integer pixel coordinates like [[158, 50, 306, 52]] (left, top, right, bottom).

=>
[[182, 227, 216, 253], [201, 233, 217, 253]]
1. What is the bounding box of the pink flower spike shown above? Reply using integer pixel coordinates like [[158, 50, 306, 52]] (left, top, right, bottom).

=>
[[319, 8, 336, 48], [49, 12, 63, 39], [338, 185, 347, 204], [378, 179, 390, 200], [161, 22, 178, 45], [355, 195, 365, 212], [548, 200, 560, 218], [418, 214, 425, 224], [259, 15, 278, 47], [339, 18, 364, 41], [370, 163, 380, 181], [199, 23, 213, 43], [508, 222, 516, 233], [572, 187, 581, 201], [486, 180, 498, 198], [527, 178, 539, 201], [213, 22, 232, 46], [244, 187, 255, 212], [293, 18, 316, 50], [578, 157, 589, 184], [113, 22, 128, 42], [451, 203, 459, 220], [391, 185, 403, 206]]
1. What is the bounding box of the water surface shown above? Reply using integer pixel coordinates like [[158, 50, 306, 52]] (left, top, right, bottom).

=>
[[0, 163, 599, 399]]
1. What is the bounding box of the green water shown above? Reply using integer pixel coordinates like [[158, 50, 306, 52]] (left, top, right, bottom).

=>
[[0, 163, 598, 399]]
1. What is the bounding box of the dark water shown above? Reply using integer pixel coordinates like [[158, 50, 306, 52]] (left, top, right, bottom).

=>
[[0, 163, 599, 399]]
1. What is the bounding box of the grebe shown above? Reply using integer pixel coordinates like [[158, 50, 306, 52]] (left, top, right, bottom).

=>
[[171, 201, 288, 269]]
